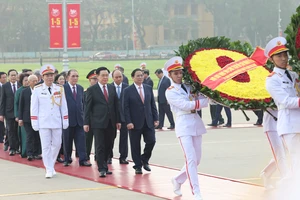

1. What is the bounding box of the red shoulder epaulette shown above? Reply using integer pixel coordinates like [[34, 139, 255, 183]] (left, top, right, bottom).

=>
[[267, 72, 276, 77], [167, 86, 174, 90]]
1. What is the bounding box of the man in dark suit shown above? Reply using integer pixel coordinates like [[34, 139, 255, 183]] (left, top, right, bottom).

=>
[[119, 66, 129, 85], [155, 69, 175, 130], [0, 69, 19, 155], [143, 69, 153, 87], [111, 69, 129, 164], [0, 72, 7, 143], [63, 69, 91, 167], [124, 68, 159, 174], [84, 67, 120, 178], [84, 69, 98, 161], [18, 75, 42, 161], [114, 64, 129, 85], [253, 110, 263, 125]]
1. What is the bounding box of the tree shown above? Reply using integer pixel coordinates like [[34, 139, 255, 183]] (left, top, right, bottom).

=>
[[202, 0, 299, 46]]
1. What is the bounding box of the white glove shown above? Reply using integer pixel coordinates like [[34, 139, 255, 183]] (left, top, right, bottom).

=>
[[200, 98, 209, 108], [63, 123, 69, 130]]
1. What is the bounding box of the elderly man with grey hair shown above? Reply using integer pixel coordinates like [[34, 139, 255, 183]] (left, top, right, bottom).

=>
[[33, 69, 43, 84], [18, 75, 42, 161]]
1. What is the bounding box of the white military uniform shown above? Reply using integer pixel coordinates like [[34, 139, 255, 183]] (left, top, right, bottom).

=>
[[31, 65, 68, 178], [265, 37, 300, 177], [261, 109, 288, 188], [165, 57, 208, 199]]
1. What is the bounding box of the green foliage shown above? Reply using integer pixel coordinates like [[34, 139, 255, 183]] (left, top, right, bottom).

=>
[[284, 4, 300, 73], [202, 0, 299, 47], [176, 36, 275, 110]]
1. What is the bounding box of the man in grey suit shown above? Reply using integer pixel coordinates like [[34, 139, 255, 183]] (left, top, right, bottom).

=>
[[155, 69, 175, 129], [84, 67, 121, 178], [0, 72, 7, 143]]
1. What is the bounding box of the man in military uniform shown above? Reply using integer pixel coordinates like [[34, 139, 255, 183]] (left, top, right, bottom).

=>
[[31, 64, 68, 178], [84, 69, 97, 161], [265, 37, 300, 181], [165, 56, 208, 200]]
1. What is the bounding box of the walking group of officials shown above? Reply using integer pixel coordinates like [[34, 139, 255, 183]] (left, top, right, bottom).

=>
[[0, 62, 171, 179], [1, 36, 297, 200]]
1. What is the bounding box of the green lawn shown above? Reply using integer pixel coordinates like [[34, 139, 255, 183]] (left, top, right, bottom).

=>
[[0, 60, 166, 89]]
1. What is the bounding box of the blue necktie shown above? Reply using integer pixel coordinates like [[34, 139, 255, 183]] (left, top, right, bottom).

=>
[[117, 85, 121, 99]]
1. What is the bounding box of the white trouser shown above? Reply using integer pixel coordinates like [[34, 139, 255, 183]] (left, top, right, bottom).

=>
[[174, 135, 202, 195], [39, 128, 62, 173], [261, 131, 289, 178], [282, 133, 300, 177]]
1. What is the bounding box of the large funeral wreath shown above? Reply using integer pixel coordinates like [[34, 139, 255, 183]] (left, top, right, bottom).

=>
[[175, 36, 275, 110]]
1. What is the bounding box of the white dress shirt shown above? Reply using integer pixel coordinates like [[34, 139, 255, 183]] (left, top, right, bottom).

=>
[[134, 83, 144, 101], [98, 82, 109, 97]]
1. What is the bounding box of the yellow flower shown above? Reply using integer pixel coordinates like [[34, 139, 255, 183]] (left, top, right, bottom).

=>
[[189, 49, 271, 100]]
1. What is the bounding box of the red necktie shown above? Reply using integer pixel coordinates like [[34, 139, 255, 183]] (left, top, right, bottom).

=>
[[72, 86, 76, 100], [139, 86, 144, 104], [103, 85, 108, 102]]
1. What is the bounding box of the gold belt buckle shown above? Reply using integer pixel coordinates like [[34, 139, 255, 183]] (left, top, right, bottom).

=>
[[191, 110, 196, 113]]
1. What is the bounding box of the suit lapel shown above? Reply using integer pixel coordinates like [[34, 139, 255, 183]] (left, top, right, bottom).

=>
[[66, 84, 76, 102], [7, 83, 14, 96]]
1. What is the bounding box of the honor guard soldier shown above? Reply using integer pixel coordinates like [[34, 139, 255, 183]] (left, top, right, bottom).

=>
[[260, 109, 288, 189], [265, 37, 300, 181], [165, 56, 208, 200], [84, 69, 98, 161], [31, 64, 68, 178]]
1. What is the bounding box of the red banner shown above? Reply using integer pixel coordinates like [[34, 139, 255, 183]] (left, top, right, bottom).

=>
[[49, 4, 63, 49], [67, 4, 81, 48], [202, 47, 268, 90]]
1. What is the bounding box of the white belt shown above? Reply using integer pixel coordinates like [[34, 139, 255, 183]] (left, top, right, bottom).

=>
[[176, 110, 196, 117]]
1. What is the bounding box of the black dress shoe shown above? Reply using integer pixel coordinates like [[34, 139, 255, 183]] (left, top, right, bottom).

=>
[[63, 161, 70, 167], [57, 157, 64, 163], [222, 124, 231, 127], [254, 123, 262, 126], [34, 155, 42, 160], [107, 158, 112, 164], [3, 144, 8, 151], [80, 161, 92, 167], [207, 124, 218, 127], [119, 159, 129, 164], [27, 155, 33, 161], [155, 126, 163, 129], [106, 170, 112, 175], [135, 168, 143, 174], [218, 121, 225, 125], [99, 171, 106, 178], [167, 126, 175, 129], [142, 163, 151, 171], [9, 150, 15, 156]]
